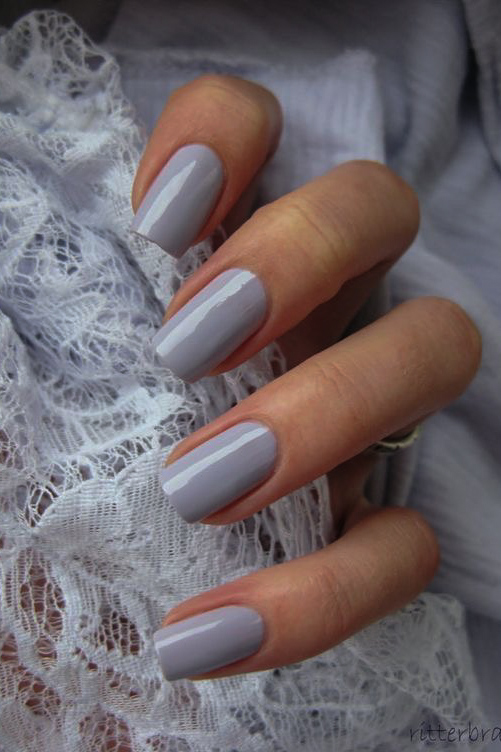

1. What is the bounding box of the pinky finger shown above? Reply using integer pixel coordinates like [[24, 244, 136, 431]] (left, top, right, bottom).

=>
[[152, 504, 439, 681]]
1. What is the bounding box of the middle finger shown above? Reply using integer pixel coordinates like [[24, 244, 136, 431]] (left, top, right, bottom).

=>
[[152, 160, 419, 382]]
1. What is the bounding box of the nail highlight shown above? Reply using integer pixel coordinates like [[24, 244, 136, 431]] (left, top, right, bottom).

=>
[[131, 143, 224, 259], [152, 268, 267, 382], [159, 421, 277, 523], [154, 606, 264, 681]]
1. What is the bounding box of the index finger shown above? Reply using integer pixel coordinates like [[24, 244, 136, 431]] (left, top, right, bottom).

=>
[[131, 75, 282, 259]]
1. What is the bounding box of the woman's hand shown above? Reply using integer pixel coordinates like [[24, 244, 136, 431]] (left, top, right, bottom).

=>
[[131, 75, 481, 681]]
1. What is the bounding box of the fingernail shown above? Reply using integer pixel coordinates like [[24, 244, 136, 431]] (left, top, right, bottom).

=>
[[154, 606, 264, 681], [160, 421, 277, 523], [131, 143, 224, 259], [152, 268, 267, 382]]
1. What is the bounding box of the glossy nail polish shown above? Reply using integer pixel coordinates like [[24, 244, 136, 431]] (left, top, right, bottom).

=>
[[154, 606, 264, 681], [131, 144, 224, 259], [152, 268, 267, 382], [159, 421, 277, 523]]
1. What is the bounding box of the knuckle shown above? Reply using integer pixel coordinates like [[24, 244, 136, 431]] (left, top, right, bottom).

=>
[[309, 358, 348, 399], [391, 508, 440, 587], [194, 74, 244, 99], [191, 73, 232, 88], [416, 296, 482, 380], [180, 75, 272, 133], [192, 73, 273, 100], [340, 159, 403, 188], [288, 198, 341, 253], [336, 160, 421, 245], [339, 159, 396, 184], [310, 357, 373, 425], [181, 73, 242, 97], [279, 195, 354, 284], [254, 161, 420, 298], [436, 297, 481, 370], [341, 160, 418, 207]]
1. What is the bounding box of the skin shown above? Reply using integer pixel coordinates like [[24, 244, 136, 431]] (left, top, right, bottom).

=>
[[132, 75, 482, 680]]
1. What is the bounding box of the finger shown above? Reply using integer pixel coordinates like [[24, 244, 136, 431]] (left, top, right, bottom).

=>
[[327, 452, 381, 532], [160, 296, 481, 524], [153, 160, 419, 383], [326, 430, 418, 533], [278, 259, 393, 368], [220, 169, 263, 237], [131, 74, 282, 259], [153, 505, 439, 681]]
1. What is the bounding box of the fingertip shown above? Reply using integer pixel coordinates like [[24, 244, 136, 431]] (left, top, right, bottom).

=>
[[130, 75, 283, 254]]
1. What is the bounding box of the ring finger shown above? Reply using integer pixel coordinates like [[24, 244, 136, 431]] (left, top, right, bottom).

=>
[[160, 295, 481, 524]]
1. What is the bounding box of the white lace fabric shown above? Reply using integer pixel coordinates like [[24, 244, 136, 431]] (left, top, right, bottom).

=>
[[0, 11, 489, 751]]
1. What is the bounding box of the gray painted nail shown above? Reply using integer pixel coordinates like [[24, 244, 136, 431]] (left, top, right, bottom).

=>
[[154, 605, 264, 681], [152, 268, 267, 382], [160, 421, 277, 523], [131, 143, 224, 259]]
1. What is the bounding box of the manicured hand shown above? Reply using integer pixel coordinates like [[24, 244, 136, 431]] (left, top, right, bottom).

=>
[[131, 75, 481, 681]]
